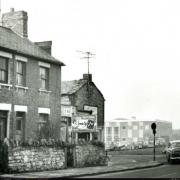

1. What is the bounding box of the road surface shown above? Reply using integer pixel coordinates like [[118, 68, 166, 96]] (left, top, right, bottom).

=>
[[80, 163, 180, 178]]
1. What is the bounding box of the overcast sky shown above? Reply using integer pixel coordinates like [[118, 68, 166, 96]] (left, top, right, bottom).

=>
[[2, 0, 180, 129]]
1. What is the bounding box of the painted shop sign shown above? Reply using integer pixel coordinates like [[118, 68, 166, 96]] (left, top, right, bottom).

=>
[[72, 115, 96, 130], [61, 105, 76, 117]]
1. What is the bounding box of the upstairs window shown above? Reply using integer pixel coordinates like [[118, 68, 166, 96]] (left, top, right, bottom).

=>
[[0, 57, 8, 83], [16, 61, 26, 86], [40, 67, 49, 90]]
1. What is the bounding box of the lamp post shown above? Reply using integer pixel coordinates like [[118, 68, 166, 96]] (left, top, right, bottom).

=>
[[151, 122, 157, 161]]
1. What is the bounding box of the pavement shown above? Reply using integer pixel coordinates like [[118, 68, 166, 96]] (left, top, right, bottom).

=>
[[0, 161, 164, 179]]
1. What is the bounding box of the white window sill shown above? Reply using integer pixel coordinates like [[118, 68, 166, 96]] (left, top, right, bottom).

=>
[[15, 85, 29, 92], [0, 83, 12, 90], [39, 89, 51, 94]]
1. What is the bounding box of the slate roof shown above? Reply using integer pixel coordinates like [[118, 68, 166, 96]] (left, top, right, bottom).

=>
[[0, 26, 64, 65], [61, 79, 87, 95], [61, 79, 105, 100]]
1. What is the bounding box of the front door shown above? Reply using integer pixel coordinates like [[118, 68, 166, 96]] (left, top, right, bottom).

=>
[[0, 111, 7, 141]]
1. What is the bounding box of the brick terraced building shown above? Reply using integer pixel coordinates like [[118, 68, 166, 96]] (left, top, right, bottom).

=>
[[0, 9, 64, 142], [61, 74, 105, 143]]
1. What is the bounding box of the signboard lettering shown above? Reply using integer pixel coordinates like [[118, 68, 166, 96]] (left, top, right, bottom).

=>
[[72, 115, 96, 130]]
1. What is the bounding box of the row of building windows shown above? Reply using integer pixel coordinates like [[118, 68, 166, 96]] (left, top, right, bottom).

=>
[[106, 125, 150, 135], [0, 56, 49, 90], [15, 112, 49, 132], [0, 110, 49, 141]]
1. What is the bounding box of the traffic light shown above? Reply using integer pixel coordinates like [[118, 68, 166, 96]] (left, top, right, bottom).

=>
[[151, 122, 156, 135]]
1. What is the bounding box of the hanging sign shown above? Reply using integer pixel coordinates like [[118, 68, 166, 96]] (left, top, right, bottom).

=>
[[72, 115, 96, 130]]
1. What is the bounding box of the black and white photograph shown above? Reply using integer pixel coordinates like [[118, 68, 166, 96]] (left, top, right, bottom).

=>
[[0, 0, 180, 179]]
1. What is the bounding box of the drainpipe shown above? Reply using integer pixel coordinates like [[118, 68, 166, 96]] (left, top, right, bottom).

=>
[[11, 54, 16, 142]]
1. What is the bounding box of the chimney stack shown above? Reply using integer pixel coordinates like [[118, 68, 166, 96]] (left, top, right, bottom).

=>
[[35, 41, 52, 55], [83, 74, 92, 82], [2, 8, 28, 38]]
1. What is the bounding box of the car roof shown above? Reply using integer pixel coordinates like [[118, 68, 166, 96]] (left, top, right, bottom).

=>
[[170, 140, 180, 143]]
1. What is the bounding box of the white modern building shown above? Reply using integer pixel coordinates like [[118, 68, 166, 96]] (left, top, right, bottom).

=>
[[105, 117, 172, 149]]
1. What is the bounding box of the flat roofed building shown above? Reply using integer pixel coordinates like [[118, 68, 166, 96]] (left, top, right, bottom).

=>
[[105, 117, 172, 149]]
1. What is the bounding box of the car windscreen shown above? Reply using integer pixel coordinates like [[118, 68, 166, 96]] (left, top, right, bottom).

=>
[[172, 142, 180, 147]]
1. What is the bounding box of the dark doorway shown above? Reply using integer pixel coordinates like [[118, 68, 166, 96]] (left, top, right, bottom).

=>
[[0, 111, 7, 141]]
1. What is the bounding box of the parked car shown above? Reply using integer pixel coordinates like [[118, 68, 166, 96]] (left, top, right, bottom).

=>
[[166, 140, 180, 164]]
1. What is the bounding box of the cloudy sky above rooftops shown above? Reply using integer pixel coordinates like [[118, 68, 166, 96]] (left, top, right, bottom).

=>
[[2, 0, 180, 129]]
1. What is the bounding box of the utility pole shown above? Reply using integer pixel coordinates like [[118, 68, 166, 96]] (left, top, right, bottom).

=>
[[0, 0, 2, 26], [151, 122, 157, 161], [77, 50, 95, 75]]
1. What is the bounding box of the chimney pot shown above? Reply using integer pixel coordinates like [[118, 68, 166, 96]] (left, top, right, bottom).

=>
[[10, 8, 15, 12], [83, 74, 92, 82]]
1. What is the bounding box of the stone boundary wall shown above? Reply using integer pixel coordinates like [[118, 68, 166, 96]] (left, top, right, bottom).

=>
[[74, 144, 107, 167], [8, 147, 66, 172]]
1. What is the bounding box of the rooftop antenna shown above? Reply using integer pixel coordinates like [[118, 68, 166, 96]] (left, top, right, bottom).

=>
[[77, 50, 95, 75]]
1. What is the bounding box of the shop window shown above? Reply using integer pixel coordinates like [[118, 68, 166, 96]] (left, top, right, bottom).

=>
[[0, 57, 8, 83], [78, 132, 90, 141]]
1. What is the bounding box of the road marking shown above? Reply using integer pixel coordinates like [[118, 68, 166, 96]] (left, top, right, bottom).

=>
[[155, 173, 177, 178]]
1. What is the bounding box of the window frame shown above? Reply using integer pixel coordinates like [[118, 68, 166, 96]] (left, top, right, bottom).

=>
[[0, 56, 8, 84], [38, 113, 49, 131], [39, 66, 49, 90], [16, 60, 26, 86], [16, 112, 25, 131]]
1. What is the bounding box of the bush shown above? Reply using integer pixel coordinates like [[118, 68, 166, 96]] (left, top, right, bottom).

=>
[[84, 154, 107, 167], [76, 139, 105, 147], [90, 140, 105, 148]]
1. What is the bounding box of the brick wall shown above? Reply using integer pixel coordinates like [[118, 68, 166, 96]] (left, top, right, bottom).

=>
[[8, 147, 65, 172], [73, 82, 104, 128], [0, 54, 62, 140]]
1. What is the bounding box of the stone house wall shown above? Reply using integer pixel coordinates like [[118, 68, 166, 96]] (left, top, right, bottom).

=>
[[73, 82, 105, 128]]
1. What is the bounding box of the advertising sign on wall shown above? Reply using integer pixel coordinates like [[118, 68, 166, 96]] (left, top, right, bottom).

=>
[[84, 105, 97, 116], [84, 105, 97, 127], [72, 115, 96, 130], [61, 105, 76, 117]]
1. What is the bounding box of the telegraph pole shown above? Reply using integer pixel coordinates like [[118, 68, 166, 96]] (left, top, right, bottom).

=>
[[0, 0, 2, 25], [151, 122, 157, 161], [77, 50, 95, 75]]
